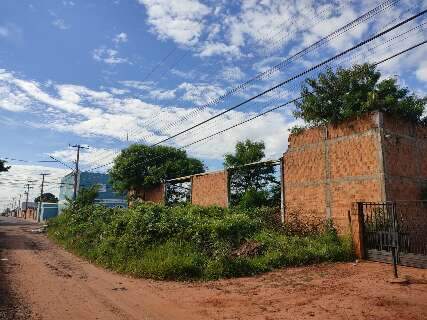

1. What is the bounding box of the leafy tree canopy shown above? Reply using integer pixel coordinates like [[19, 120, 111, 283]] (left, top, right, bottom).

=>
[[67, 185, 100, 208], [294, 64, 426, 126], [34, 193, 58, 203], [110, 144, 205, 192], [224, 140, 278, 207], [0, 160, 10, 173]]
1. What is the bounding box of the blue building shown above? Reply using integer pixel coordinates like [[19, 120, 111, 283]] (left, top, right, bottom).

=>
[[39, 203, 59, 221], [58, 172, 127, 212]]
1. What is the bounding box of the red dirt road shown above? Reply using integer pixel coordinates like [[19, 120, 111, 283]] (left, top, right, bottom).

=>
[[1, 216, 427, 320]]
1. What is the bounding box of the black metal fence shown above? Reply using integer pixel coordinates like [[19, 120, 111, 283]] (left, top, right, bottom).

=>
[[359, 201, 427, 268], [164, 177, 191, 205]]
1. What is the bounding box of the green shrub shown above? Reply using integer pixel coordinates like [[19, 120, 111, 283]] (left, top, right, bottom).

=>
[[48, 202, 354, 281], [129, 241, 206, 280]]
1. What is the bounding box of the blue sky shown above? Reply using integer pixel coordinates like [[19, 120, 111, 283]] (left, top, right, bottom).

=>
[[1, 0, 427, 207]]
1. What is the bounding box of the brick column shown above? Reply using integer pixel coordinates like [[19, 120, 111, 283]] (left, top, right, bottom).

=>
[[349, 203, 365, 259]]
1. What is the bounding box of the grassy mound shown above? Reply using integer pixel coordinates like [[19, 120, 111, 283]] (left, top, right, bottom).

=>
[[48, 203, 353, 280]]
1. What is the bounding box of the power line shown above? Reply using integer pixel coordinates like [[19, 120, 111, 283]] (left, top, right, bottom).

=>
[[48, 155, 74, 170], [87, 13, 427, 173], [0, 156, 58, 164], [96, 39, 427, 174], [127, 0, 401, 145], [123, 1, 351, 143], [70, 144, 89, 199], [139, 47, 177, 83], [85, 0, 401, 169], [150, 9, 427, 145]]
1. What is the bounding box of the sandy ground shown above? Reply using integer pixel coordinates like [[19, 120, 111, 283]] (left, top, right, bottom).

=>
[[1, 216, 427, 320]]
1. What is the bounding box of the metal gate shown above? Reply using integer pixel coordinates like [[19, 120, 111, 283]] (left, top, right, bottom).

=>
[[358, 201, 427, 268]]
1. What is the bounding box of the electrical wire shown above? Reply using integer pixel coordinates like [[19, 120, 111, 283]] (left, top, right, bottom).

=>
[[94, 39, 427, 174], [87, 12, 427, 172], [84, 0, 402, 169]]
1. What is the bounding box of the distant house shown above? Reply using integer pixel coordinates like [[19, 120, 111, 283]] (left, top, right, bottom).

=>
[[21, 201, 37, 220], [58, 172, 127, 213]]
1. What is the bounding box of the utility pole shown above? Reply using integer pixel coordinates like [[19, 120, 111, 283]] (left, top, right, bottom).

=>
[[24, 190, 29, 219], [18, 194, 22, 218], [12, 197, 16, 217], [37, 173, 50, 222], [23, 182, 34, 219], [70, 144, 89, 200]]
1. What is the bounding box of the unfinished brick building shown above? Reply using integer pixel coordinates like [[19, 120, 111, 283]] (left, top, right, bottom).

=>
[[283, 111, 427, 232], [131, 171, 229, 208], [191, 171, 229, 207], [129, 184, 165, 204]]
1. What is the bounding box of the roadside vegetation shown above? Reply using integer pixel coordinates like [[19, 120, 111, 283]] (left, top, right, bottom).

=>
[[109, 144, 205, 193], [0, 159, 10, 173], [48, 198, 352, 280], [225, 139, 280, 208]]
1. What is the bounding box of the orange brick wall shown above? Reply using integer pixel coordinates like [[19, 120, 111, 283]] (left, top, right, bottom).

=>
[[191, 171, 229, 207], [284, 112, 384, 232], [130, 184, 165, 204], [382, 115, 427, 200], [144, 184, 165, 203], [329, 135, 379, 178], [330, 179, 383, 231], [284, 112, 427, 232]]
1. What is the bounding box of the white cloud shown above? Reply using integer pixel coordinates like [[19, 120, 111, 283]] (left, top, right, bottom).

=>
[[0, 87, 30, 112], [50, 147, 117, 169], [198, 42, 242, 58], [138, 0, 211, 45], [416, 62, 427, 83], [178, 82, 225, 105], [221, 66, 245, 81], [52, 19, 69, 30], [120, 80, 154, 91], [120, 80, 175, 100], [56, 84, 112, 102], [109, 87, 129, 95], [11, 77, 102, 118], [150, 88, 176, 100], [113, 32, 128, 44], [184, 111, 302, 160], [0, 165, 69, 210], [93, 47, 129, 64], [0, 67, 305, 173], [170, 68, 196, 79], [0, 72, 31, 112]]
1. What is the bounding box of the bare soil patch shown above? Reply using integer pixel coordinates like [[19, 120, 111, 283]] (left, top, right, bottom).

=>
[[1, 216, 426, 320]]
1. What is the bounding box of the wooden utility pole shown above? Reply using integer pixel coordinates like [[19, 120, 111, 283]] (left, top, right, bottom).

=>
[[37, 173, 50, 222], [23, 181, 35, 219], [70, 144, 89, 200], [18, 194, 22, 217], [24, 186, 30, 219], [12, 197, 16, 217]]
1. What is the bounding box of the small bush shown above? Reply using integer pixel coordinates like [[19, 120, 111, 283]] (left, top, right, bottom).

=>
[[130, 241, 206, 280], [283, 207, 325, 236], [48, 202, 353, 280]]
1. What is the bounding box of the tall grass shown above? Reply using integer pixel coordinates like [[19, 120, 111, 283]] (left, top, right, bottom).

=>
[[48, 202, 353, 280]]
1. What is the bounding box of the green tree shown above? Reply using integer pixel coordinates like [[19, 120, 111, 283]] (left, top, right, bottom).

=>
[[224, 140, 278, 207], [294, 64, 426, 126], [0, 160, 10, 173], [34, 193, 58, 204], [67, 185, 100, 208], [110, 144, 204, 192]]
